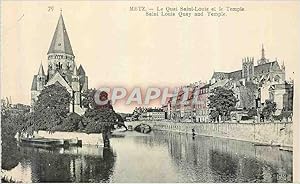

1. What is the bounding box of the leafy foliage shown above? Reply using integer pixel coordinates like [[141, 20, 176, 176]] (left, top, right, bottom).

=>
[[54, 113, 82, 132], [20, 85, 124, 136], [31, 82, 71, 132], [239, 82, 257, 109], [208, 87, 238, 122], [82, 108, 117, 133], [1, 110, 24, 170], [81, 90, 124, 134], [261, 100, 276, 120], [82, 88, 97, 109]]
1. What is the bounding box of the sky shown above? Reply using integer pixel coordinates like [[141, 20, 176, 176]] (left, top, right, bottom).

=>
[[1, 1, 299, 113]]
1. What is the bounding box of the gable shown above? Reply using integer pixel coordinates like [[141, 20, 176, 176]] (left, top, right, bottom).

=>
[[271, 61, 281, 70], [46, 72, 72, 92]]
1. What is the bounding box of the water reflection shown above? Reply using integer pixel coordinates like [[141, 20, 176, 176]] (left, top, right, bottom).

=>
[[148, 131, 292, 183], [1, 139, 22, 171], [4, 145, 116, 182], [2, 131, 292, 183]]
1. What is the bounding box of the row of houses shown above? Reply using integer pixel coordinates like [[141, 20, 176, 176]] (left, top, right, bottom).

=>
[[162, 46, 294, 123], [131, 107, 166, 121]]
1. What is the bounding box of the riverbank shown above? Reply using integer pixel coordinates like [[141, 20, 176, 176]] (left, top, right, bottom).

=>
[[126, 121, 293, 148]]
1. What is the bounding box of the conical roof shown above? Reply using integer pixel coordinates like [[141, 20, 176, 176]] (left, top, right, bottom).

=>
[[77, 65, 86, 75], [47, 13, 74, 55], [38, 63, 45, 76]]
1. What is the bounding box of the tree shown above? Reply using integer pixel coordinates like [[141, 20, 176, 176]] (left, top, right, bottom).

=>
[[82, 108, 118, 133], [30, 82, 71, 132], [262, 100, 276, 121], [82, 88, 97, 109], [82, 90, 124, 147], [208, 87, 238, 122], [239, 82, 258, 109], [1, 110, 24, 170]]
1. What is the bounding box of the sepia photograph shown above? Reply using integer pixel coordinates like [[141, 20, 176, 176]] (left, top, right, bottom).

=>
[[1, 1, 299, 183]]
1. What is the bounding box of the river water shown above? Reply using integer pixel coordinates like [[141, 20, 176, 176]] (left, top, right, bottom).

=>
[[3, 130, 292, 183]]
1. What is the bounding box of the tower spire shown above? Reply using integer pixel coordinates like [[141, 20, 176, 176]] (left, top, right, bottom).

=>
[[47, 12, 74, 55], [38, 62, 45, 76], [282, 60, 285, 70]]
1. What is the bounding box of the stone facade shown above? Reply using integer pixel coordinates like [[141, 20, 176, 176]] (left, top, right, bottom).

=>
[[138, 108, 166, 121], [195, 84, 210, 122], [31, 13, 88, 115], [269, 82, 294, 115]]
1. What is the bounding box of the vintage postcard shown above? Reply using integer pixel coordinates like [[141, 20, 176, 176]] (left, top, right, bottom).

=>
[[1, 1, 299, 183]]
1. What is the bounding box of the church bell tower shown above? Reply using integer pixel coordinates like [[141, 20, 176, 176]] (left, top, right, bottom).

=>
[[47, 11, 75, 80]]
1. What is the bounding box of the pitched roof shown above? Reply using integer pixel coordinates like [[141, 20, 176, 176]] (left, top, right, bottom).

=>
[[228, 70, 242, 80], [212, 61, 282, 81], [47, 13, 74, 56], [211, 72, 229, 80]]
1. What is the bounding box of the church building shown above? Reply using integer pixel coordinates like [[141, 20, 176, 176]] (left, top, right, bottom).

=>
[[31, 12, 88, 115], [210, 45, 291, 115], [210, 45, 286, 84]]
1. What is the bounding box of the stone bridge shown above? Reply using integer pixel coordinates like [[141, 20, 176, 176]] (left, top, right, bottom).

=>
[[124, 121, 155, 129]]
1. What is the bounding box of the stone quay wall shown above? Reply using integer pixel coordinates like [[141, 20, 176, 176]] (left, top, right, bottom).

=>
[[128, 121, 293, 147]]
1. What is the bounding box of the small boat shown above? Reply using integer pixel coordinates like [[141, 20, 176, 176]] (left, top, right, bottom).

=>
[[134, 123, 152, 134], [20, 137, 82, 148], [20, 137, 65, 148]]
